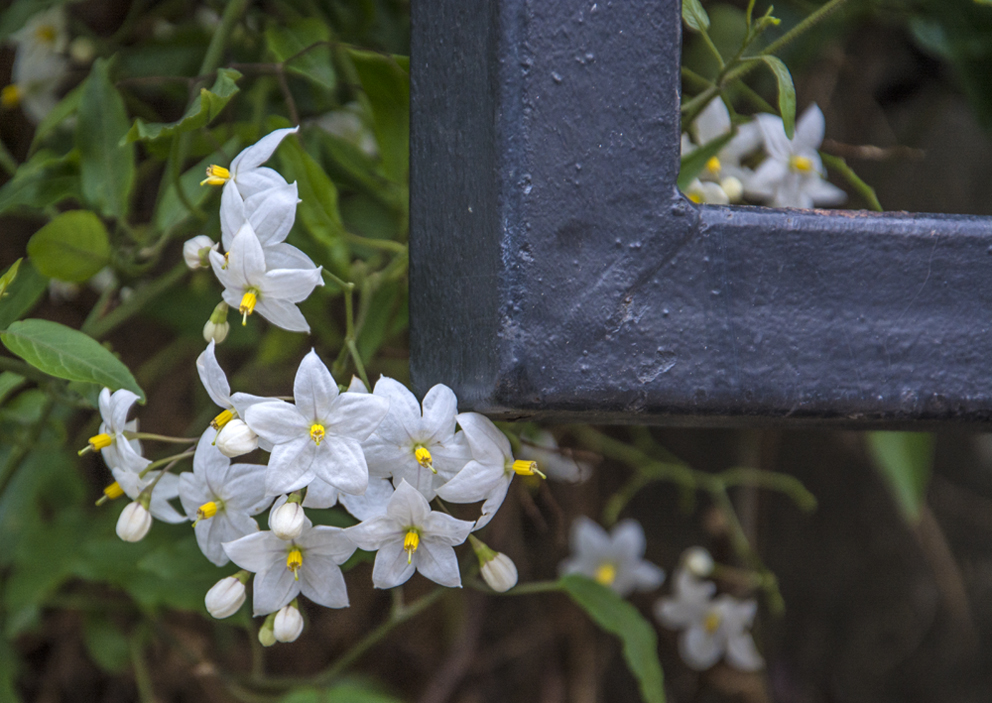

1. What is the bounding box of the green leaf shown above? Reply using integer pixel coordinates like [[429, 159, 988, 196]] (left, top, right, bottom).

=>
[[266, 20, 336, 90], [560, 575, 666, 703], [0, 319, 144, 401], [677, 130, 734, 190], [346, 49, 409, 183], [30, 83, 83, 154], [0, 149, 81, 217], [866, 432, 934, 524], [682, 0, 711, 32], [77, 58, 135, 219], [26, 211, 110, 283], [83, 614, 131, 673], [0, 260, 48, 331], [277, 134, 351, 273], [0, 371, 26, 405], [754, 56, 796, 139], [124, 69, 242, 143], [281, 682, 404, 703], [0, 259, 22, 299]]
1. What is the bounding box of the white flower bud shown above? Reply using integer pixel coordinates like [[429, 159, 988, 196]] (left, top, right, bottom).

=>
[[273, 604, 304, 643], [204, 576, 246, 619], [116, 501, 152, 542], [184, 235, 216, 270], [203, 319, 230, 344], [258, 621, 277, 647], [216, 419, 258, 457], [683, 547, 714, 578], [271, 501, 305, 541], [480, 552, 518, 592], [69, 37, 96, 64], [720, 176, 744, 202]]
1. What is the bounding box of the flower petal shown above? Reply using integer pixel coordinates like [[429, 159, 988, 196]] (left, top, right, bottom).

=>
[[371, 539, 416, 589], [300, 558, 349, 608], [325, 393, 389, 440], [265, 438, 318, 495], [294, 349, 337, 423], [251, 564, 300, 616], [220, 181, 245, 251], [297, 524, 357, 563], [310, 436, 369, 496], [231, 127, 299, 175], [679, 626, 724, 671], [260, 266, 323, 304], [795, 103, 825, 150], [346, 515, 399, 551], [228, 222, 267, 287], [263, 243, 316, 271], [235, 167, 288, 200], [222, 531, 285, 573], [387, 479, 431, 527], [414, 541, 462, 588], [245, 181, 299, 245], [301, 477, 339, 509], [245, 400, 308, 444], [420, 384, 458, 444], [196, 341, 231, 408], [254, 298, 310, 333], [456, 412, 511, 464], [423, 511, 474, 547], [472, 477, 511, 530], [340, 477, 394, 520]]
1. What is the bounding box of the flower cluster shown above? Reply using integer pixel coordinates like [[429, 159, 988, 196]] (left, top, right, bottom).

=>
[[681, 98, 846, 209], [3, 7, 70, 123]]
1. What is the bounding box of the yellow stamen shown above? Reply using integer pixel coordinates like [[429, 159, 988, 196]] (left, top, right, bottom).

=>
[[704, 611, 721, 634], [404, 530, 420, 564], [35, 25, 57, 44], [310, 424, 325, 446], [790, 155, 814, 173], [211, 409, 234, 430], [200, 164, 231, 186], [88, 433, 113, 451], [287, 549, 303, 580], [512, 459, 546, 479], [705, 155, 721, 175], [196, 501, 218, 523], [1, 85, 20, 109], [594, 563, 617, 586], [414, 446, 436, 474], [103, 481, 124, 499], [687, 192, 702, 204], [239, 290, 258, 326]]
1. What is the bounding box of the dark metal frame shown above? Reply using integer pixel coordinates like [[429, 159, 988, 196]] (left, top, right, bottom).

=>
[[409, 0, 992, 427]]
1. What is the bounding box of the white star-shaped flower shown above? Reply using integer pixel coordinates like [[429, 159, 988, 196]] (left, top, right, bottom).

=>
[[686, 97, 761, 191], [558, 516, 665, 596], [112, 467, 186, 524], [196, 340, 273, 445], [362, 378, 472, 500], [178, 433, 271, 566], [219, 181, 316, 272], [435, 412, 541, 530], [89, 388, 150, 474], [746, 103, 846, 209], [202, 126, 297, 204], [655, 568, 764, 671], [244, 349, 389, 497], [302, 475, 395, 520], [12, 8, 69, 55], [209, 222, 323, 333], [222, 508, 356, 616], [345, 480, 475, 589]]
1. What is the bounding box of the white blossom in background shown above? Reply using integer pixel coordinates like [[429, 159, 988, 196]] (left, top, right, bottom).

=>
[[178, 433, 270, 566], [683, 178, 730, 205], [4, 7, 70, 124], [112, 467, 186, 524], [245, 350, 389, 497], [518, 430, 592, 484], [11, 8, 69, 54], [314, 102, 379, 157], [223, 505, 356, 616], [747, 103, 846, 209], [687, 97, 761, 194], [362, 378, 472, 501], [87, 388, 151, 474], [436, 412, 543, 530], [558, 516, 665, 596], [346, 480, 474, 589], [209, 223, 323, 333], [655, 568, 764, 671]]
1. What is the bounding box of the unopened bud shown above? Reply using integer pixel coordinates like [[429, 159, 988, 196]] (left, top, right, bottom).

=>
[[205, 575, 247, 618], [258, 614, 277, 647], [203, 301, 230, 344], [683, 546, 714, 578], [720, 176, 744, 202], [116, 502, 152, 542], [271, 501, 305, 541], [184, 235, 216, 270], [69, 37, 96, 64], [215, 419, 258, 457], [273, 603, 304, 643], [470, 535, 518, 592]]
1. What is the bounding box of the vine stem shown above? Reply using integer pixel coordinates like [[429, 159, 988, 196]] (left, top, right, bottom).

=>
[[0, 395, 55, 500], [84, 262, 188, 339]]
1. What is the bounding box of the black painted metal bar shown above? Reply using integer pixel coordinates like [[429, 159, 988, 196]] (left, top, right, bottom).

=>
[[409, 0, 992, 427]]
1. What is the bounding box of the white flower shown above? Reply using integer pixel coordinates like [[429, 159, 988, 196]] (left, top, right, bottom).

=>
[[183, 235, 217, 270], [112, 467, 187, 524], [222, 514, 356, 616], [435, 412, 542, 530], [178, 433, 270, 566], [346, 480, 474, 589], [302, 475, 395, 521], [480, 552, 518, 592], [518, 430, 592, 484], [655, 569, 764, 671], [219, 181, 315, 271], [209, 222, 323, 333], [687, 98, 761, 191], [196, 340, 271, 441], [314, 103, 378, 157], [270, 500, 306, 541], [683, 547, 715, 578], [216, 419, 260, 457], [202, 126, 298, 201], [11, 8, 69, 54], [558, 517, 665, 596], [273, 603, 304, 643], [747, 104, 846, 208], [205, 575, 247, 618], [116, 501, 152, 542], [362, 378, 472, 500], [88, 388, 150, 474], [244, 349, 389, 497], [4, 46, 68, 123], [683, 178, 729, 205]]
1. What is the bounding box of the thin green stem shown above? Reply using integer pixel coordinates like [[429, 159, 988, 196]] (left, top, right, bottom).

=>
[[0, 356, 54, 386], [760, 0, 850, 58], [129, 634, 158, 703], [125, 432, 198, 444], [0, 139, 19, 176], [500, 580, 563, 596], [138, 450, 195, 477], [345, 232, 408, 254], [699, 28, 725, 70], [198, 0, 252, 77], [820, 152, 883, 212], [718, 466, 818, 511], [85, 262, 188, 339]]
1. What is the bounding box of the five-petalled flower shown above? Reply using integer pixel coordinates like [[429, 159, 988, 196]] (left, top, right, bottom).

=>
[[558, 516, 665, 596]]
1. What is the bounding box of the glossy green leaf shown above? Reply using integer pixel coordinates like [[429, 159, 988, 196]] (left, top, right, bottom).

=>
[[682, 0, 711, 32], [124, 69, 242, 143], [0, 260, 48, 331], [76, 58, 135, 219], [346, 49, 409, 183], [0, 149, 81, 217], [30, 83, 83, 154], [0, 371, 26, 405], [266, 20, 335, 90], [755, 56, 796, 139], [1, 319, 144, 401], [560, 574, 666, 703], [867, 432, 934, 523], [677, 130, 734, 191], [0, 259, 22, 299], [26, 211, 110, 283]]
